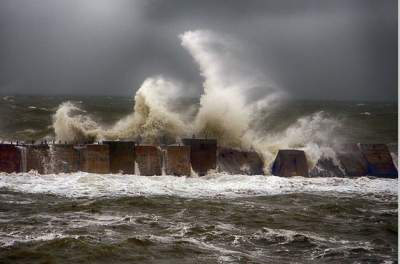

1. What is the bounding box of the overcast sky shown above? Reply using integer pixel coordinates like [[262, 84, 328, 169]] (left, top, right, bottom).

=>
[[0, 0, 397, 100]]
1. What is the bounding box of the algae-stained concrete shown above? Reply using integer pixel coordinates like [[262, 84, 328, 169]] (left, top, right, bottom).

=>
[[166, 145, 191, 176], [26, 144, 50, 174], [272, 150, 308, 177], [360, 144, 398, 178], [336, 144, 368, 177], [217, 147, 264, 175], [135, 145, 162, 176], [80, 144, 110, 174], [50, 144, 79, 173], [103, 141, 135, 174], [182, 139, 217, 176], [0, 144, 22, 173]]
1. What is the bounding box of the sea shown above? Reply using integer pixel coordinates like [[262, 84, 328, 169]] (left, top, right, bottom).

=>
[[0, 95, 398, 263]]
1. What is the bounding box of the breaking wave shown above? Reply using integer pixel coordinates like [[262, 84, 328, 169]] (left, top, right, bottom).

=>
[[52, 30, 343, 169]]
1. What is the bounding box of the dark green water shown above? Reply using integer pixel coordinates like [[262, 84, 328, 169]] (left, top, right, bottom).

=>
[[0, 173, 397, 263]]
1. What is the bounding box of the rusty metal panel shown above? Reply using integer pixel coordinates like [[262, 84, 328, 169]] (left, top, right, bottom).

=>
[[182, 139, 217, 176], [272, 150, 308, 177], [80, 144, 110, 174], [166, 145, 191, 176], [135, 145, 162, 176], [0, 144, 22, 173], [217, 147, 264, 175], [360, 144, 397, 178], [103, 141, 135, 174]]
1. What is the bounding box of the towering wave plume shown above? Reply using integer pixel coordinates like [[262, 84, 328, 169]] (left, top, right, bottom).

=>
[[180, 30, 282, 148], [52, 29, 342, 170]]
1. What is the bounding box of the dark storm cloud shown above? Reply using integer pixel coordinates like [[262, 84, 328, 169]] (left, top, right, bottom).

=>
[[0, 0, 397, 100]]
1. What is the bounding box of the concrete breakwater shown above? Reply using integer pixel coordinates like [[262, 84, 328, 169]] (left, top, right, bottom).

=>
[[0, 139, 397, 178]]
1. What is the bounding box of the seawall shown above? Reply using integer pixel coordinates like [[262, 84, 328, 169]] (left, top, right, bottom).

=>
[[0, 140, 397, 178]]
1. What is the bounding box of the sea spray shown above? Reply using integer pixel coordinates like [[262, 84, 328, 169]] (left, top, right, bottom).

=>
[[180, 30, 282, 148], [16, 146, 27, 172], [53, 102, 100, 142], [51, 29, 343, 170]]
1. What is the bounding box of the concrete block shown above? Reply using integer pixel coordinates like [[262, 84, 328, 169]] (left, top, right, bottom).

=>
[[50, 144, 79, 173], [26, 144, 50, 174], [336, 144, 368, 177], [182, 139, 217, 176], [166, 145, 191, 176], [80, 144, 110, 174], [272, 150, 308, 177], [309, 157, 344, 177], [135, 145, 162, 176], [103, 141, 135, 174], [217, 147, 264, 175], [360, 144, 397, 178], [0, 144, 22, 173]]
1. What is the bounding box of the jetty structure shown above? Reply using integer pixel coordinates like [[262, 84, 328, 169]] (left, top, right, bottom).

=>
[[0, 139, 397, 178]]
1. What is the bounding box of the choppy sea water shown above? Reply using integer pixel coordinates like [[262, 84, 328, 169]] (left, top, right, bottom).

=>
[[0, 172, 397, 263]]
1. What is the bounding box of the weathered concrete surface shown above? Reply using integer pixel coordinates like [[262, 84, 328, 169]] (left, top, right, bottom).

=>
[[0, 144, 22, 173], [182, 139, 217, 176], [309, 157, 344, 177], [360, 144, 398, 178], [135, 145, 162, 176], [103, 141, 135, 174], [50, 144, 79, 173], [336, 144, 368, 177], [166, 145, 191, 176], [217, 147, 264, 175], [272, 150, 308, 177], [26, 144, 50, 174], [80, 144, 110, 174], [387, 143, 398, 169]]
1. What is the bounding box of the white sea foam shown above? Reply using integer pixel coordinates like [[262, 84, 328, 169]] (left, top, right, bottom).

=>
[[0, 172, 396, 199]]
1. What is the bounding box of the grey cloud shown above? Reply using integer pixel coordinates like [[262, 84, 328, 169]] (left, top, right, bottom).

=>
[[0, 0, 397, 100]]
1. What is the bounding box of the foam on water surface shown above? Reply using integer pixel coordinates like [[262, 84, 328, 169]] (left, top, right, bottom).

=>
[[0, 172, 396, 199]]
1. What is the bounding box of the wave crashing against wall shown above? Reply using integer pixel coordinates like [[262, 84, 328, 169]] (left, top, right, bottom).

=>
[[52, 30, 342, 169]]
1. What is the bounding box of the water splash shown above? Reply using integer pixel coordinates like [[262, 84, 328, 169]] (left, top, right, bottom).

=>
[[52, 29, 342, 170]]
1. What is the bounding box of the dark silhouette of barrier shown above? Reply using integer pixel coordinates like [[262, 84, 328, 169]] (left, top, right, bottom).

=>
[[217, 147, 264, 175], [360, 144, 397, 178], [26, 144, 50, 174], [103, 141, 135, 174], [182, 139, 217, 176], [272, 150, 308, 177], [336, 144, 368, 177], [50, 144, 79, 173], [0, 144, 22, 173], [80, 144, 110, 174], [165, 145, 191, 176], [135, 145, 162, 176]]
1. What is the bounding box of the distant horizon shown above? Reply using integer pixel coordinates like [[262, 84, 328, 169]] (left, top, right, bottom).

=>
[[0, 92, 397, 103]]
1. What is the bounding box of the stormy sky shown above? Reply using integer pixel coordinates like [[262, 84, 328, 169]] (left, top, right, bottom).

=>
[[0, 0, 397, 101]]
